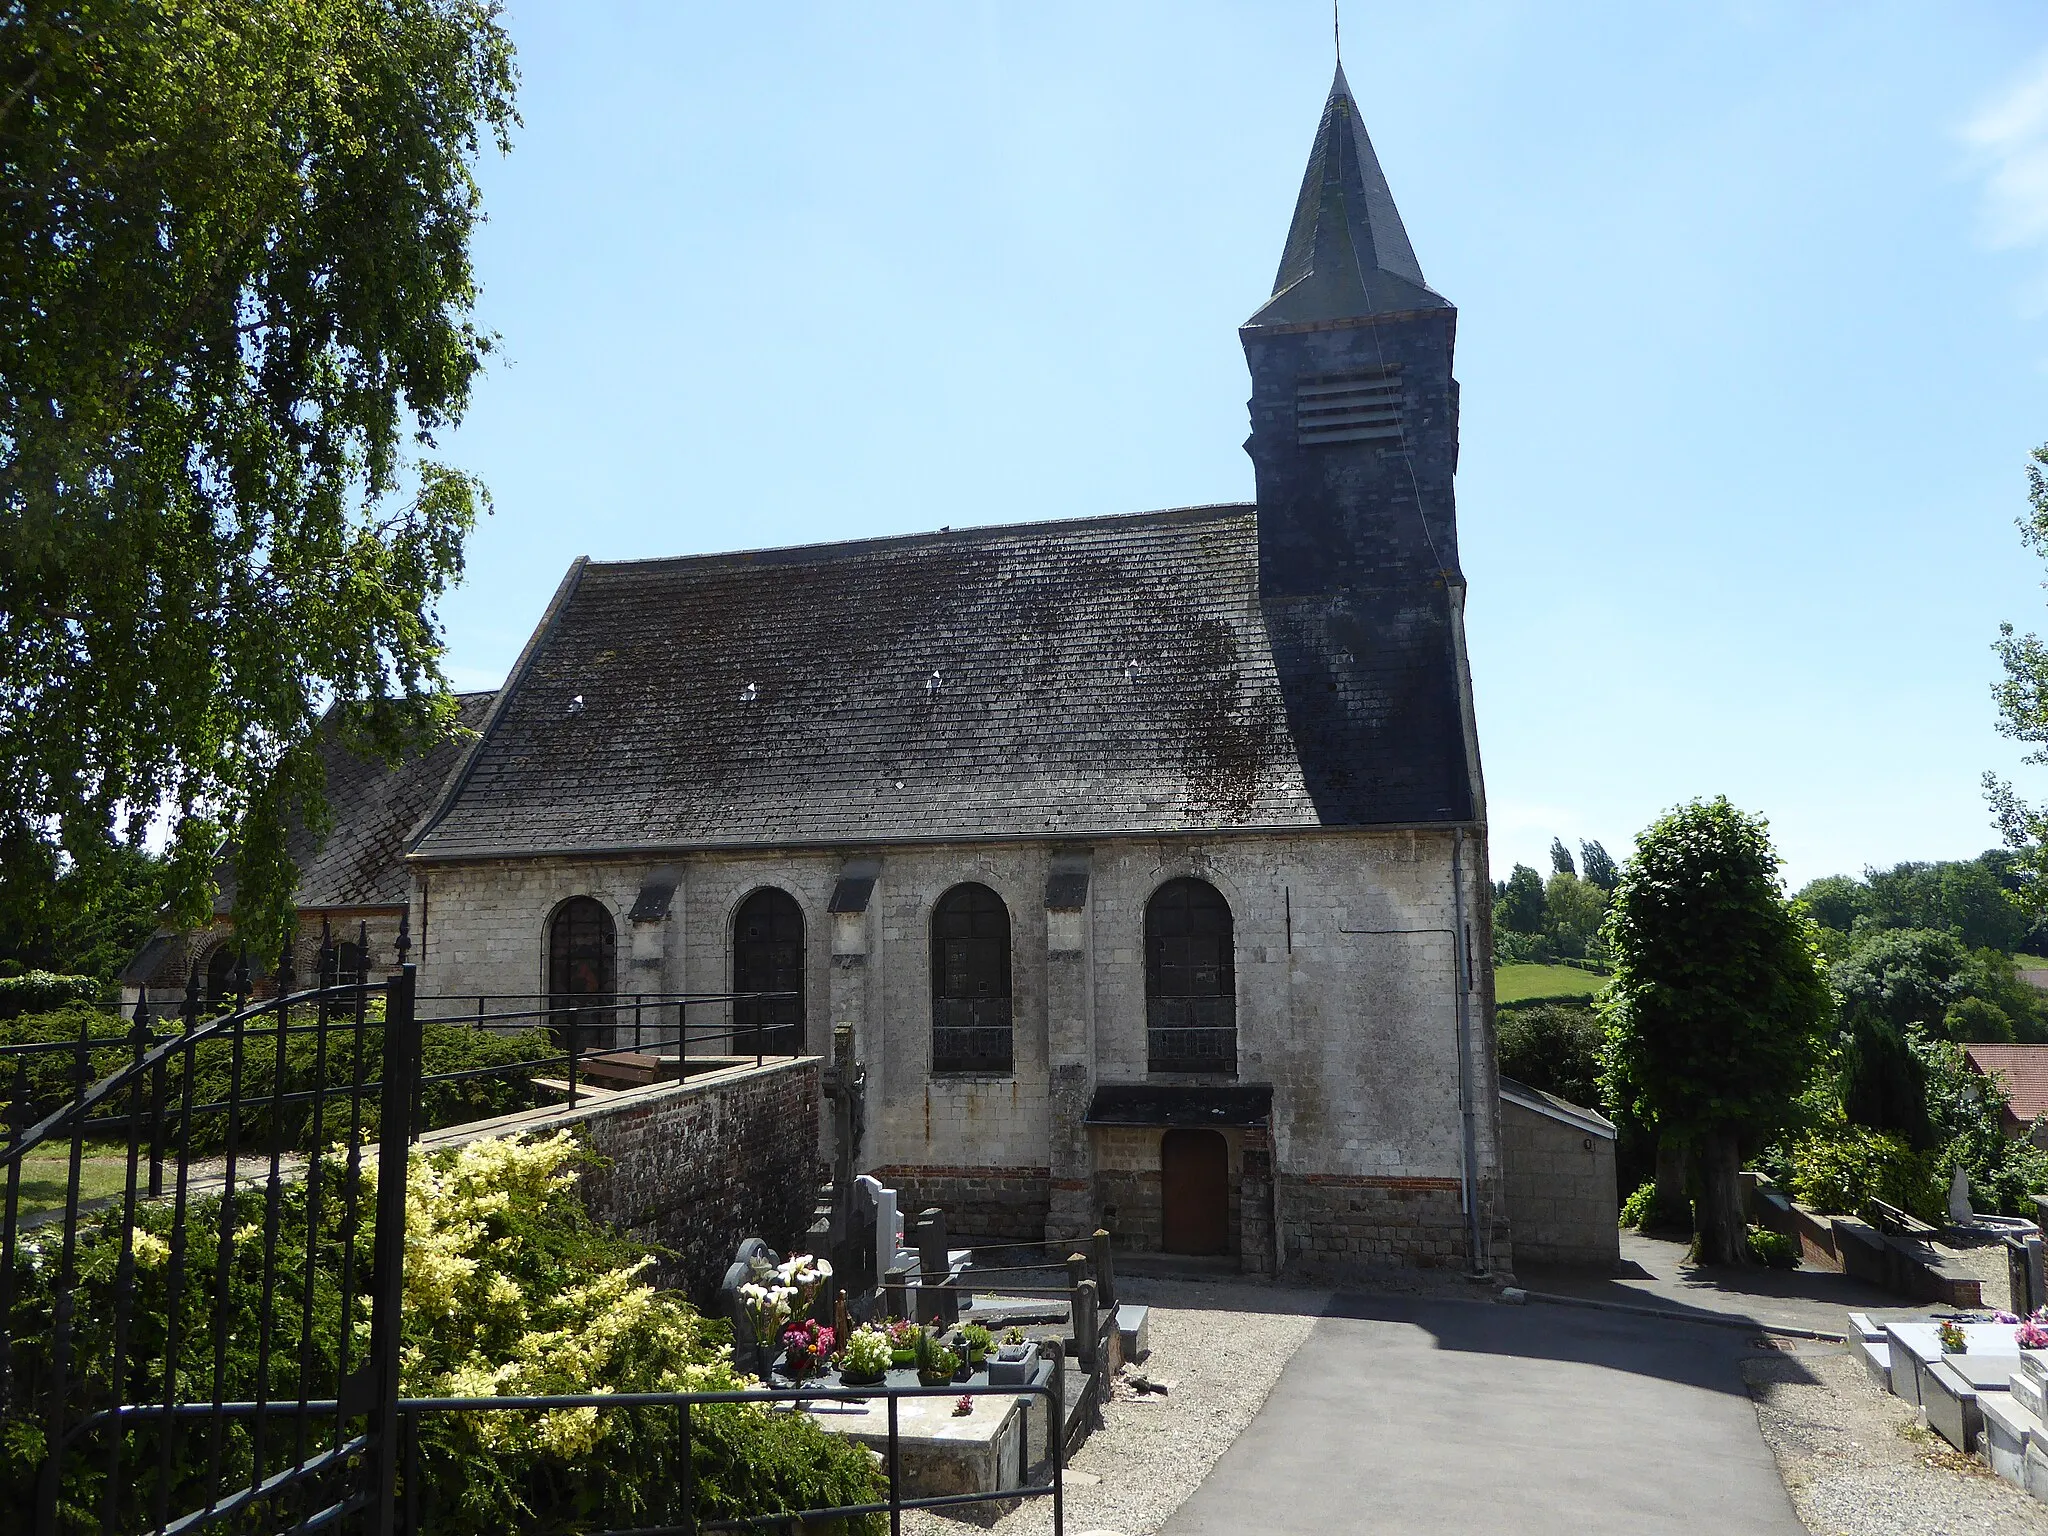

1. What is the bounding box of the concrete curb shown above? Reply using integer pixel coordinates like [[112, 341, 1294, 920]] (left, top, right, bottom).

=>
[[1503, 1286, 1846, 1343]]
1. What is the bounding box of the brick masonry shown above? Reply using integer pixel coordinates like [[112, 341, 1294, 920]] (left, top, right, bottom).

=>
[[1499, 1096, 1618, 1268]]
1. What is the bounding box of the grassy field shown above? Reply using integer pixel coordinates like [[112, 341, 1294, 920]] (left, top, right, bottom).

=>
[[1494, 964, 1607, 1003], [14, 1145, 138, 1217]]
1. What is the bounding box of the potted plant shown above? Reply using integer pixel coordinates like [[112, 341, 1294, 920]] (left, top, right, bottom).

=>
[[1937, 1320, 1968, 1355], [2018, 1315, 2048, 1353], [914, 1328, 959, 1388], [839, 1325, 893, 1388], [887, 1319, 919, 1369], [959, 1323, 994, 1368]]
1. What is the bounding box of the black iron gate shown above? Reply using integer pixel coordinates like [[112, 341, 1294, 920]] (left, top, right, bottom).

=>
[[0, 929, 419, 1536], [2, 927, 1065, 1536]]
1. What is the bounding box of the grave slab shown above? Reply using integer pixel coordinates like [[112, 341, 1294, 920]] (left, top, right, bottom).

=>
[[797, 1359, 1070, 1498], [1922, 1359, 1984, 1453], [1982, 1394, 2039, 1491]]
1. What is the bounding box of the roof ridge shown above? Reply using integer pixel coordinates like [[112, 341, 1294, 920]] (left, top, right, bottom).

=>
[[579, 502, 1257, 574]]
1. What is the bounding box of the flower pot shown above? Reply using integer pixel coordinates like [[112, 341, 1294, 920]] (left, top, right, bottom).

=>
[[839, 1366, 887, 1389], [917, 1370, 953, 1388], [891, 1350, 916, 1369]]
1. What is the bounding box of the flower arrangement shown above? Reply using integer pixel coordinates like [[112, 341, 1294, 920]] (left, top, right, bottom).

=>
[[2020, 1316, 2048, 1351], [952, 1395, 973, 1417], [780, 1320, 836, 1383], [958, 1323, 994, 1365], [886, 1319, 920, 1367], [1937, 1320, 1968, 1355], [1003, 1326, 1027, 1346], [839, 1326, 893, 1384]]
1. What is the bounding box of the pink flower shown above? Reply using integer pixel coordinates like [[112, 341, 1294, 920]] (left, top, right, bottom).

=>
[[2018, 1319, 2048, 1351]]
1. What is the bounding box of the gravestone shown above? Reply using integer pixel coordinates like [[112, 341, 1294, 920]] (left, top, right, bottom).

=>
[[718, 1237, 780, 1378], [1951, 1165, 1974, 1227]]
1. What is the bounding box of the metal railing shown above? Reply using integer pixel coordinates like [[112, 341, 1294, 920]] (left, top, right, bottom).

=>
[[1146, 996, 1236, 1074]]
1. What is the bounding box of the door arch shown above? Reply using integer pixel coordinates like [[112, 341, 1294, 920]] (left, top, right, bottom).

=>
[[1161, 1128, 1230, 1255]]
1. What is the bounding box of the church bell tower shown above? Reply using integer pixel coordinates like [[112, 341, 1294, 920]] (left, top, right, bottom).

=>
[[1241, 64, 1460, 596]]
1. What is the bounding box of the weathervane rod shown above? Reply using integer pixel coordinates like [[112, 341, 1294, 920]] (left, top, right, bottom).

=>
[[1334, 0, 1341, 64]]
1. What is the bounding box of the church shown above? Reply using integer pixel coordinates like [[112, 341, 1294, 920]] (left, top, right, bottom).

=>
[[403, 66, 1511, 1278]]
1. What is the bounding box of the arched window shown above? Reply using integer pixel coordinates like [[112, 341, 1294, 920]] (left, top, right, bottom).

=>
[[1146, 878, 1235, 1074], [548, 897, 616, 1040], [204, 946, 238, 1008], [931, 883, 1012, 1074], [331, 939, 363, 988], [733, 888, 805, 1055]]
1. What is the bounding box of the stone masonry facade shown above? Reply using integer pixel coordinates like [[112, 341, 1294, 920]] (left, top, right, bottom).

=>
[[1499, 1094, 1618, 1268], [410, 824, 1508, 1280]]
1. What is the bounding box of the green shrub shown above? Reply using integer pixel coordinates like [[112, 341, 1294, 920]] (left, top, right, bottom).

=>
[[0, 972, 101, 1020], [1618, 1179, 1693, 1231], [1, 1132, 887, 1534], [1786, 1125, 1944, 1221], [1497, 1002, 1606, 1109], [1746, 1226, 1798, 1269]]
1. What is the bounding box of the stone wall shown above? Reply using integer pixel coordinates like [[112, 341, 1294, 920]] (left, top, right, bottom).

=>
[[1279, 1174, 1482, 1274], [426, 1058, 825, 1308], [1499, 1094, 1618, 1268], [870, 1164, 1051, 1242], [410, 823, 1510, 1278]]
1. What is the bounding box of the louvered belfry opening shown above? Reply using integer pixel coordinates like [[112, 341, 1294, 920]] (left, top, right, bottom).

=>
[[1295, 367, 1403, 446], [931, 882, 1013, 1074], [733, 887, 805, 1055], [547, 895, 616, 1042], [1146, 877, 1237, 1073]]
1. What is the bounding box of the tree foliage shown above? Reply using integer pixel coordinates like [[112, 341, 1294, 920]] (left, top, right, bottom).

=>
[[1988, 442, 2048, 908], [1579, 840, 1619, 892], [1601, 798, 1831, 1264], [1549, 837, 1575, 876], [1495, 863, 1546, 934], [0, 1, 519, 957]]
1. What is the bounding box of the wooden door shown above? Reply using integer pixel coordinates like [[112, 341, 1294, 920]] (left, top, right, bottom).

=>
[[1161, 1129, 1230, 1255]]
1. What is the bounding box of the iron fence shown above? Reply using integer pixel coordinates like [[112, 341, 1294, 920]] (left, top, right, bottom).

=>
[[0, 921, 1063, 1534]]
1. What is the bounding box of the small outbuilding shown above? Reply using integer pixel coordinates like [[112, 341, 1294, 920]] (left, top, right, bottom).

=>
[[1963, 1045, 2048, 1145], [1498, 1076, 1618, 1268]]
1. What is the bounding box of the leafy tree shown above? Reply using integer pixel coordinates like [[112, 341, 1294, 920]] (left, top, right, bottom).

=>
[[1542, 870, 1609, 960], [1550, 837, 1576, 877], [1495, 864, 1547, 935], [1988, 443, 2048, 909], [1864, 858, 2028, 952], [1830, 927, 2044, 1043], [1795, 874, 1872, 935], [1601, 798, 1831, 1265], [1579, 840, 1619, 892], [0, 841, 163, 984], [1943, 996, 2016, 1045], [1, 1, 519, 958]]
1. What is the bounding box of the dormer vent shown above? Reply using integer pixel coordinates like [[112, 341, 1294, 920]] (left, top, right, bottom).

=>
[[1296, 370, 1403, 446]]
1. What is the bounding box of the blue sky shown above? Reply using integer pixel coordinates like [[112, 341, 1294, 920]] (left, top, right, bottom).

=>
[[433, 2, 2048, 892]]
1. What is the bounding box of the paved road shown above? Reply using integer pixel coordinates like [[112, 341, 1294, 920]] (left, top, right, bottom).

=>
[[1161, 1292, 1804, 1536]]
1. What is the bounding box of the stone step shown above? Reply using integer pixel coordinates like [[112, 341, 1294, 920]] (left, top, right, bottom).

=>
[[1854, 1337, 1890, 1393], [1846, 1312, 1885, 1343]]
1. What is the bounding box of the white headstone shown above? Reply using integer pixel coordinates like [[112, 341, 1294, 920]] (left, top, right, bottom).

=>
[[1950, 1164, 1974, 1226]]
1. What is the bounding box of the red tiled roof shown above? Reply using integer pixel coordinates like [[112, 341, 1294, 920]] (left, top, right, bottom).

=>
[[1964, 1045, 2048, 1129]]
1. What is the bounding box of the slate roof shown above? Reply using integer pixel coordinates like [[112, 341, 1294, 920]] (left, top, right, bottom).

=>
[[1247, 63, 1449, 328], [219, 691, 499, 910], [1964, 1045, 2048, 1130], [410, 505, 1477, 860]]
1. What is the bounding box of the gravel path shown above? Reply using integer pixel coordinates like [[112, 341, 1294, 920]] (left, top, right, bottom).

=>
[[1745, 1337, 2047, 1534], [904, 1275, 1328, 1536]]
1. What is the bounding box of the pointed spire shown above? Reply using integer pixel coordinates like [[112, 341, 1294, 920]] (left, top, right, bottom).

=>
[[1247, 64, 1448, 327]]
